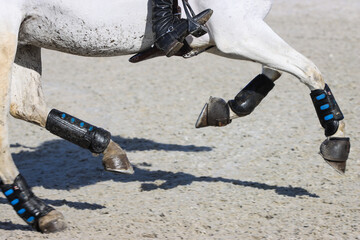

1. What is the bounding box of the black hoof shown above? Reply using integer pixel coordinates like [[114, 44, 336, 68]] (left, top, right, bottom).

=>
[[320, 137, 350, 174], [195, 97, 231, 128]]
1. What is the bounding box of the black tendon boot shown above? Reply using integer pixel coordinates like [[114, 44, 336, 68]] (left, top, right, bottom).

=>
[[310, 84, 350, 173], [1, 175, 66, 232], [228, 74, 275, 117], [310, 84, 344, 136], [152, 0, 212, 57]]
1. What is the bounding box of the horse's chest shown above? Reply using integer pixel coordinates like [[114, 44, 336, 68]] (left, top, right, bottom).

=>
[[18, 7, 153, 56]]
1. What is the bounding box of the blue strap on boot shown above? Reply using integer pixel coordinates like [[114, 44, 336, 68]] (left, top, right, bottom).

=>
[[310, 84, 344, 136], [0, 174, 54, 231], [45, 109, 111, 153]]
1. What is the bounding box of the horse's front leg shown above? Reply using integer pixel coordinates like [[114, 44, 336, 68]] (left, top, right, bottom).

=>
[[10, 47, 134, 175], [44, 110, 133, 174], [3, 45, 66, 233], [0, 14, 67, 232], [195, 66, 281, 127], [196, 19, 350, 173], [8, 44, 133, 231]]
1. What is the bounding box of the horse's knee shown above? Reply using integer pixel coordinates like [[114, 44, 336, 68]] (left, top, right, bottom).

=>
[[10, 45, 47, 127], [9, 102, 47, 127], [9, 103, 23, 121]]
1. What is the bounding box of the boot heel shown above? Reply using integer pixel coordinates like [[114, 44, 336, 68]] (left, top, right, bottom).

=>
[[156, 31, 185, 57], [165, 41, 184, 57]]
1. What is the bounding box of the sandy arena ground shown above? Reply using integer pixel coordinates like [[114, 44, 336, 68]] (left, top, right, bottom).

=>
[[1, 0, 359, 239]]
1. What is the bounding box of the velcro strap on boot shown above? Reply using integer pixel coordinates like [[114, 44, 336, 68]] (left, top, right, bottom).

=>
[[1, 174, 54, 230], [45, 109, 111, 153], [310, 84, 344, 136]]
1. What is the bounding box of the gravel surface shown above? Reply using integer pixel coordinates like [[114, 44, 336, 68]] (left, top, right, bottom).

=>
[[1, 0, 359, 239]]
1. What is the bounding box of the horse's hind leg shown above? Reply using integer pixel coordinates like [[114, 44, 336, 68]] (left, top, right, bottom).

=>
[[199, 20, 350, 173]]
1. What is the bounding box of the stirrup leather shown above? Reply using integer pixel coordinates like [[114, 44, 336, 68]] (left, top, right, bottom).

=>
[[182, 0, 211, 37]]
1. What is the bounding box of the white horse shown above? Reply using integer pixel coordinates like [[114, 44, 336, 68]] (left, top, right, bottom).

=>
[[0, 0, 350, 233]]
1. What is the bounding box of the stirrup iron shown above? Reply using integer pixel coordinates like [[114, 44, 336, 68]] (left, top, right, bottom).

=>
[[182, 0, 212, 37]]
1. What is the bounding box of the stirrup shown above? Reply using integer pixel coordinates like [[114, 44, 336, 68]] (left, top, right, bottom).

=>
[[154, 8, 212, 57], [182, 0, 213, 37]]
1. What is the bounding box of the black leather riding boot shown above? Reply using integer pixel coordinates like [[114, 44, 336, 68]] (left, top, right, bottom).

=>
[[152, 0, 212, 57]]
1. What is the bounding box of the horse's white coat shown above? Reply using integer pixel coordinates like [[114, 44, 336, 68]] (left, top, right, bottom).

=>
[[0, 0, 345, 185], [10, 45, 48, 127], [18, 0, 153, 56], [0, 34, 20, 184]]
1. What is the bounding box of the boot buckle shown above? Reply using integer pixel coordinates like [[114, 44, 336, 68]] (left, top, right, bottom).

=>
[[166, 26, 174, 33]]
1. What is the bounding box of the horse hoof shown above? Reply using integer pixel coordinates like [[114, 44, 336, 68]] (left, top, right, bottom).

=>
[[103, 154, 134, 174], [195, 97, 231, 128], [320, 137, 350, 174], [103, 140, 134, 174], [38, 210, 67, 233]]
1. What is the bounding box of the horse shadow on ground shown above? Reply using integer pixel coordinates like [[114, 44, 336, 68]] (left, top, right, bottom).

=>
[[0, 221, 32, 232], [2, 135, 318, 212]]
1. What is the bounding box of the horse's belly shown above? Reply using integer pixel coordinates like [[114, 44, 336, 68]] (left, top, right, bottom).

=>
[[18, 1, 154, 56]]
